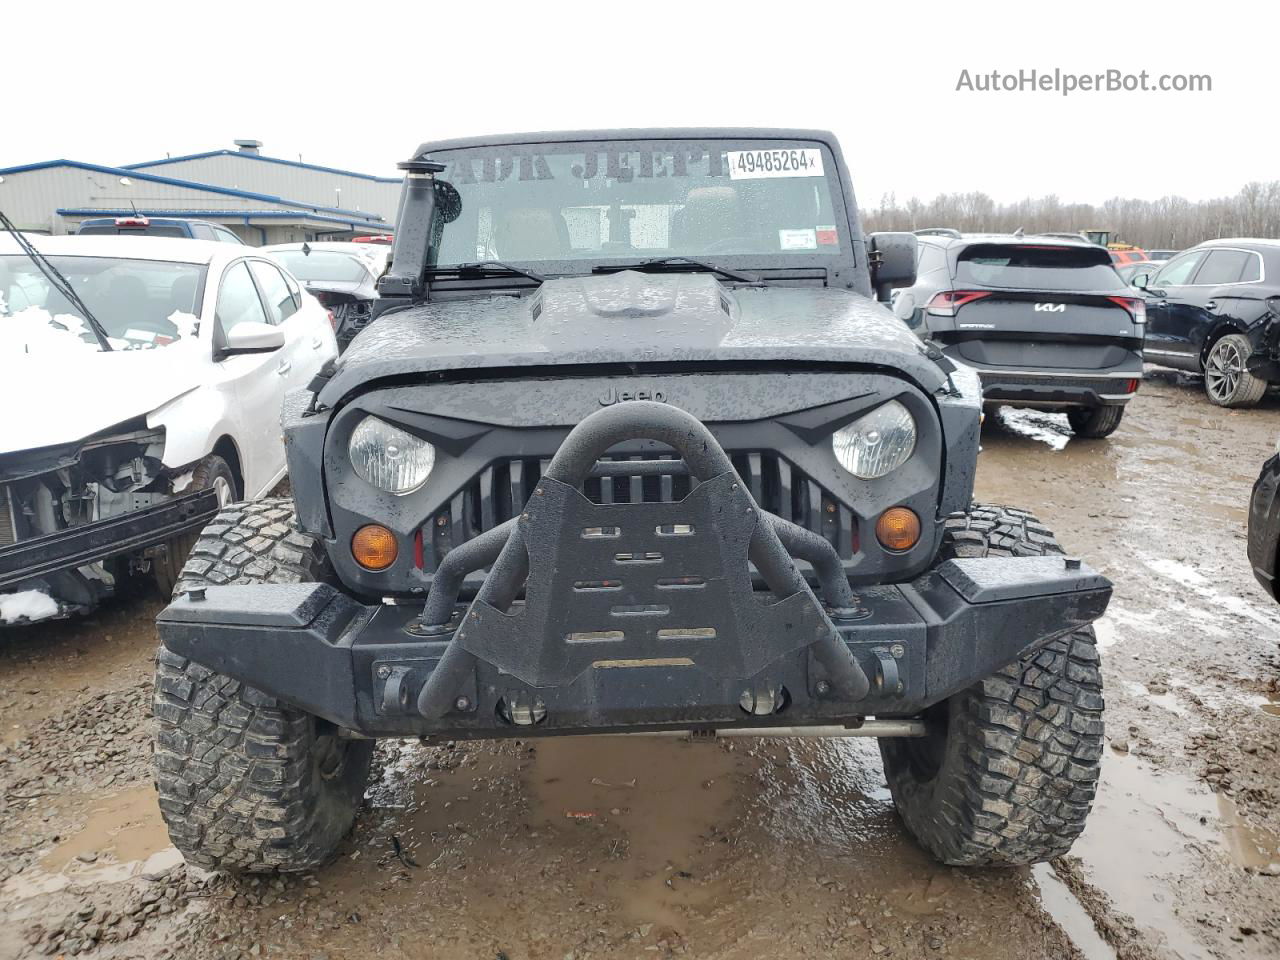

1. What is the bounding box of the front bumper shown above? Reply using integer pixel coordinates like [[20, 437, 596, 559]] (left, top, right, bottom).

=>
[[158, 401, 1110, 738], [0, 488, 219, 591], [158, 554, 1110, 738]]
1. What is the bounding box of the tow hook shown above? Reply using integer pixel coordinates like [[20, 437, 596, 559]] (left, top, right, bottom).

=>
[[873, 648, 903, 696]]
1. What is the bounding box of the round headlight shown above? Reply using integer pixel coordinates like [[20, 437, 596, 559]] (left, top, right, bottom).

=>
[[832, 400, 917, 480], [349, 416, 435, 495]]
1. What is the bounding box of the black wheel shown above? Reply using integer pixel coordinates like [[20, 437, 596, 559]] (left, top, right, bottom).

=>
[[1203, 333, 1267, 407], [152, 498, 373, 873], [151, 454, 238, 598], [879, 504, 1104, 866], [1066, 405, 1125, 438]]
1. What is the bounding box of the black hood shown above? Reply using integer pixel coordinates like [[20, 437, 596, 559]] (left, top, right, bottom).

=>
[[323, 272, 945, 405]]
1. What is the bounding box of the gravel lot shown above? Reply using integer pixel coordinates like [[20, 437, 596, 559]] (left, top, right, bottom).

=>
[[1, 372, 1277, 960]]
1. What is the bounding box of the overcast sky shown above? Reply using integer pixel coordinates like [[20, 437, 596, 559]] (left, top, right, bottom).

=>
[[5, 0, 1273, 207]]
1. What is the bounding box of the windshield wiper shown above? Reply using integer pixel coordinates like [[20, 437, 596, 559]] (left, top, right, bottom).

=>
[[0, 209, 114, 351], [593, 256, 759, 284], [426, 261, 546, 284]]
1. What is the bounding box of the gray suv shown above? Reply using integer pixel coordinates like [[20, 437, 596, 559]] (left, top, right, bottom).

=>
[[895, 234, 1144, 437]]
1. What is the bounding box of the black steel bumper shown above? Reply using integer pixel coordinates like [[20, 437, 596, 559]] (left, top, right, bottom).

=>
[[156, 402, 1111, 738], [0, 488, 219, 591]]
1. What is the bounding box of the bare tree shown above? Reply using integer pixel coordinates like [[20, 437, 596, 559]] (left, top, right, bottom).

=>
[[861, 183, 1280, 249]]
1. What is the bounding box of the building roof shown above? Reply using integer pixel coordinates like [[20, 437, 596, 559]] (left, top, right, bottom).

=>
[[0, 233, 230, 264], [55, 208, 389, 230], [122, 150, 401, 184], [0, 159, 389, 222]]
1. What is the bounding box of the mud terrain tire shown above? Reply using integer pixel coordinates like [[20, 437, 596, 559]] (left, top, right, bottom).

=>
[[151, 454, 239, 598], [152, 498, 373, 873], [1066, 404, 1124, 438], [879, 504, 1104, 866]]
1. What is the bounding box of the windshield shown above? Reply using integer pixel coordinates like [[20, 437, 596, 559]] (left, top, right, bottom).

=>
[[954, 244, 1125, 291], [271, 250, 369, 284], [0, 254, 206, 352], [428, 138, 848, 270]]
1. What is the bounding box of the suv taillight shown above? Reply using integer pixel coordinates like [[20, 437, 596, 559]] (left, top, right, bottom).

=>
[[1106, 296, 1146, 324], [926, 290, 991, 317]]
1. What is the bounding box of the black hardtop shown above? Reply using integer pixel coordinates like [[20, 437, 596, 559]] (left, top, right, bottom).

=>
[[411, 127, 846, 157]]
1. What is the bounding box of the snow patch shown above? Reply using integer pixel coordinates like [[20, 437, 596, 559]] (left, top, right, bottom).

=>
[[0, 589, 60, 624], [170, 471, 194, 493], [167, 311, 198, 341], [0, 307, 100, 355], [1143, 556, 1208, 588], [1139, 552, 1280, 636], [1093, 615, 1119, 650]]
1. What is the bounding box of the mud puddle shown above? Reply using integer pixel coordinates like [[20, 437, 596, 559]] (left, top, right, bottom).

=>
[[41, 786, 169, 873], [2, 785, 177, 902], [1072, 751, 1276, 960], [530, 736, 738, 930]]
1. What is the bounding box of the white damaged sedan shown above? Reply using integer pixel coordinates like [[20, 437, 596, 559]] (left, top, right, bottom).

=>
[[0, 234, 337, 624]]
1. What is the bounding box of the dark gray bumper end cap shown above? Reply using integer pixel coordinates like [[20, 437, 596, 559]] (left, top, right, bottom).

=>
[[158, 582, 340, 628], [939, 556, 1111, 604]]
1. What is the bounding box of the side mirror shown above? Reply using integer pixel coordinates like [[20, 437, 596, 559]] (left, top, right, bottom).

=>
[[868, 232, 918, 303], [1131, 272, 1151, 290], [223, 321, 284, 354]]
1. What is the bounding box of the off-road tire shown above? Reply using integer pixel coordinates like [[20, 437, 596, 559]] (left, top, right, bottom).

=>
[[1203, 333, 1267, 408], [879, 504, 1104, 866], [1066, 404, 1125, 439], [152, 498, 373, 873], [151, 454, 238, 598]]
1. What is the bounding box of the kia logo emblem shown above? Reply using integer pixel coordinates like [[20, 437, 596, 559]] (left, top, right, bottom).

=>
[[1034, 302, 1066, 312]]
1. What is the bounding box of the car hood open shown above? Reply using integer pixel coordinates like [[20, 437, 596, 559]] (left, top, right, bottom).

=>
[[327, 272, 946, 404], [0, 348, 203, 455]]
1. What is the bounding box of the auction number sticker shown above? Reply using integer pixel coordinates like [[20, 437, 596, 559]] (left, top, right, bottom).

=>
[[727, 148, 824, 180]]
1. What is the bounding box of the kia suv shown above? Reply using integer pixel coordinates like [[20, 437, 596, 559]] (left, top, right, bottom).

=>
[[894, 234, 1144, 438]]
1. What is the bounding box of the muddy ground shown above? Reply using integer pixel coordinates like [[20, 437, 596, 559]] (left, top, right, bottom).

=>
[[1, 371, 1278, 960]]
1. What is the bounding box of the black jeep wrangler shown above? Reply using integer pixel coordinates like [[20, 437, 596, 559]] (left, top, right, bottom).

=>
[[153, 129, 1110, 873]]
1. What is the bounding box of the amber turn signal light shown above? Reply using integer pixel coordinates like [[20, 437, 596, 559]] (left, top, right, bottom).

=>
[[352, 524, 398, 570], [876, 507, 921, 552]]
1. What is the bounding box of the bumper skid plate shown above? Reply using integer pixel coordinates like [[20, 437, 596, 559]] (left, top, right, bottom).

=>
[[157, 402, 1112, 737]]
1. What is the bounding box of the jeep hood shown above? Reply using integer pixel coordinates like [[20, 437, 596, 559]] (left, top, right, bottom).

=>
[[0, 349, 201, 455], [327, 272, 945, 404]]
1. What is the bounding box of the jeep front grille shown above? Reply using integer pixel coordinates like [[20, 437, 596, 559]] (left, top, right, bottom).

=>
[[423, 453, 857, 571], [0, 485, 15, 547]]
